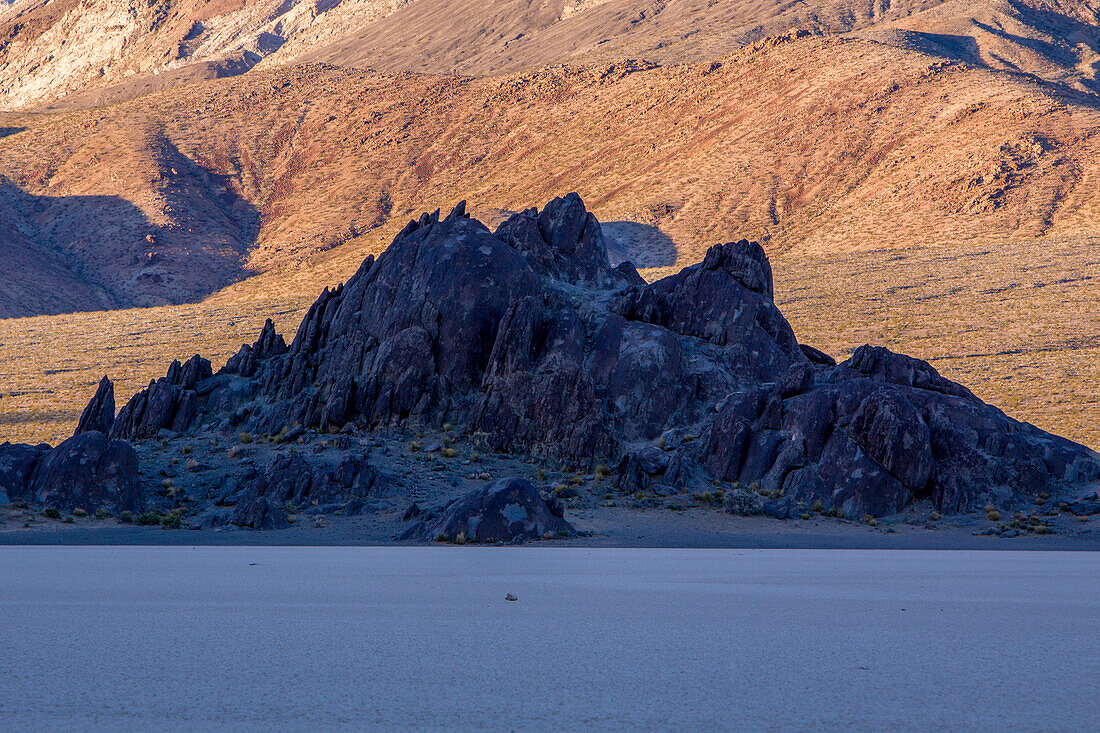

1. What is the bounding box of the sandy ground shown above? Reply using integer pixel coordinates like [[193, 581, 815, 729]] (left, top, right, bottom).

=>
[[2, 504, 1098, 550]]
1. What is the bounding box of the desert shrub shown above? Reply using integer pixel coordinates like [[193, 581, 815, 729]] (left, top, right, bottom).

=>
[[536, 468, 547, 482], [135, 512, 162, 526], [693, 491, 718, 506], [119, 511, 133, 523], [239, 432, 254, 444], [723, 490, 764, 516], [987, 510, 1001, 522], [43, 507, 60, 519], [441, 448, 456, 458], [72, 508, 88, 518], [594, 464, 611, 479]]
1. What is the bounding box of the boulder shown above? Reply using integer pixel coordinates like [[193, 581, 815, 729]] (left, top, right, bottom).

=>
[[405, 477, 573, 543], [30, 432, 143, 513], [0, 442, 49, 504]]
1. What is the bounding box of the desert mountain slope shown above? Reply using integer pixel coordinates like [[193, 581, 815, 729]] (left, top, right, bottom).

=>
[[0, 118, 258, 312], [3, 0, 1100, 110], [0, 0, 413, 110], [4, 36, 1100, 315]]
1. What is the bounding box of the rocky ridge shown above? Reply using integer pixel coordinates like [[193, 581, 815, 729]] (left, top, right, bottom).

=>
[[3, 194, 1099, 535]]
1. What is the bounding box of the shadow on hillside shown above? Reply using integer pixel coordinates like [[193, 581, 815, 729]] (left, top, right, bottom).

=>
[[602, 221, 677, 269], [983, 0, 1100, 95], [0, 127, 24, 140], [905, 33, 982, 65], [0, 172, 259, 318]]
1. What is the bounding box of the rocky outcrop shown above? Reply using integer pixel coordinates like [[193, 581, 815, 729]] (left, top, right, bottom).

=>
[[702, 347, 1100, 517], [29, 432, 143, 513], [248, 453, 384, 508], [230, 497, 291, 530], [111, 354, 212, 440], [75, 376, 115, 436], [404, 477, 573, 543], [0, 442, 49, 504], [221, 319, 288, 378], [89, 193, 1100, 521]]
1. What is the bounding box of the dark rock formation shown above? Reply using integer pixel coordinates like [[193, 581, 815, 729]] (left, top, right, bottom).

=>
[[29, 432, 143, 513], [86, 192, 1100, 522], [111, 354, 211, 440], [702, 346, 1100, 516], [249, 453, 384, 508], [222, 319, 288, 378], [0, 442, 49, 504], [404, 477, 573, 543], [230, 497, 290, 530], [75, 376, 114, 436]]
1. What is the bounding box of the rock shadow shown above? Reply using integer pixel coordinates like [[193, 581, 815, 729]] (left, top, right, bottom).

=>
[[0, 166, 259, 318], [601, 221, 677, 269], [905, 32, 982, 66]]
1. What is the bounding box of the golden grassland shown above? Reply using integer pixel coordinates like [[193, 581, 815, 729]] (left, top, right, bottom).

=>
[[0, 236, 1095, 450]]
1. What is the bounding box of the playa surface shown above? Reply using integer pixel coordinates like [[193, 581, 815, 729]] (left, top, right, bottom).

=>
[[2, 547, 1097, 730]]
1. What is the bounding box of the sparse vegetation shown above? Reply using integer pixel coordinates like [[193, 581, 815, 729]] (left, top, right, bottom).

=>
[[43, 507, 60, 519], [72, 508, 88, 518]]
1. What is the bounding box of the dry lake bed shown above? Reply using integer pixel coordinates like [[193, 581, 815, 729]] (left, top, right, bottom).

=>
[[2, 547, 1098, 731]]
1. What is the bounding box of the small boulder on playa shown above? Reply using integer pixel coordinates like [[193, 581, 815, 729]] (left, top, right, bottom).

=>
[[404, 477, 573, 543]]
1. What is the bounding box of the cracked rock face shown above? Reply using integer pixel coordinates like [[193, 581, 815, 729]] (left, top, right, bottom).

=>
[[67, 192, 1100, 520]]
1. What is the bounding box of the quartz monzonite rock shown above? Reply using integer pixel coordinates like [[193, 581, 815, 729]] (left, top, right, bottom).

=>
[[12, 193, 1100, 527]]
